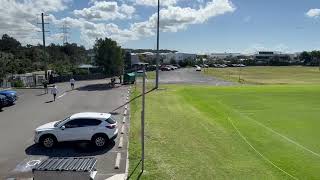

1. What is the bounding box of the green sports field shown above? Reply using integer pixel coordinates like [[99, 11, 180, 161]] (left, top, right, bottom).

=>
[[129, 85, 320, 179], [204, 66, 320, 84]]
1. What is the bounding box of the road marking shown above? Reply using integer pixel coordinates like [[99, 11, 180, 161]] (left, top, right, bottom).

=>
[[115, 153, 121, 169], [118, 136, 123, 148], [57, 92, 66, 99], [123, 110, 127, 116], [122, 116, 126, 123], [121, 125, 125, 134], [228, 117, 297, 180], [125, 105, 128, 109]]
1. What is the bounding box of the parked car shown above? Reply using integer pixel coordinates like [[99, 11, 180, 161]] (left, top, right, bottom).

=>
[[161, 66, 171, 71], [0, 90, 17, 105], [0, 95, 9, 110], [34, 112, 118, 148], [196, 66, 202, 71]]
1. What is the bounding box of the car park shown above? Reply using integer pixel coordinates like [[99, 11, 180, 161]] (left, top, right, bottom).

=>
[[34, 112, 118, 148], [0, 90, 17, 105]]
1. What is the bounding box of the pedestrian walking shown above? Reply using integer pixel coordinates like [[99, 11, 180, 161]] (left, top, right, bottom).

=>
[[51, 85, 58, 101], [70, 78, 75, 90], [43, 80, 48, 94]]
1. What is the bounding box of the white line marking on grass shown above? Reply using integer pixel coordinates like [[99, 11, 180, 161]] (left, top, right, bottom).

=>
[[115, 153, 121, 169], [57, 92, 66, 99], [239, 112, 320, 158], [228, 117, 298, 180]]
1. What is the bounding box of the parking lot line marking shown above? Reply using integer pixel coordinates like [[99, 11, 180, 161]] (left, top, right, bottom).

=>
[[57, 92, 66, 99], [121, 125, 125, 134], [118, 136, 123, 148], [122, 116, 126, 123], [123, 110, 127, 116], [115, 153, 121, 169]]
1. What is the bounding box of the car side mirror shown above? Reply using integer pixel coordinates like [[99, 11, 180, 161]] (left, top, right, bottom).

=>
[[60, 126, 65, 130]]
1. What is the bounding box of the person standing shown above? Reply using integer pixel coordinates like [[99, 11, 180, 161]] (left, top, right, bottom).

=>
[[70, 78, 75, 90], [43, 80, 48, 94], [51, 85, 58, 101]]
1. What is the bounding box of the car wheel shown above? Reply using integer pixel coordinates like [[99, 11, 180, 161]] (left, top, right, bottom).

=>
[[92, 134, 108, 147], [40, 135, 56, 148]]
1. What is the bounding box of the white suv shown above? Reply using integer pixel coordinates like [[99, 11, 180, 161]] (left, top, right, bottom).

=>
[[34, 112, 118, 148]]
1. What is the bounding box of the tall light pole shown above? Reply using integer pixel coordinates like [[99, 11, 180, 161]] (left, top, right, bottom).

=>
[[141, 64, 146, 172], [155, 0, 160, 89]]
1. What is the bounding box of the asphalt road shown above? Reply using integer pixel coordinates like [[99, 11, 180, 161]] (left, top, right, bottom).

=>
[[0, 79, 130, 180], [159, 68, 234, 85]]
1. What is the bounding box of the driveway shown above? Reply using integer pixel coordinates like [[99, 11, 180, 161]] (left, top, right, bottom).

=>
[[0, 79, 130, 180]]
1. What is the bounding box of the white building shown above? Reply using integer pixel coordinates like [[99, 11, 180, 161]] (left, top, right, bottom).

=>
[[209, 53, 241, 59], [130, 53, 140, 65], [162, 52, 197, 63]]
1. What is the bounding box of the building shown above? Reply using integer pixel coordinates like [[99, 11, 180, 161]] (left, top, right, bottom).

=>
[[209, 53, 241, 60], [253, 51, 295, 64], [162, 52, 197, 63], [131, 53, 140, 65]]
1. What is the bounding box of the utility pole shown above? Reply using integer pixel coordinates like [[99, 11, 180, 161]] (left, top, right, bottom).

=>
[[141, 64, 146, 172], [38, 13, 49, 80], [155, 0, 160, 89], [61, 21, 70, 45]]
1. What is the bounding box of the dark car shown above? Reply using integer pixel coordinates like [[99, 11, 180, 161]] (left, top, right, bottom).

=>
[[0, 94, 9, 109], [0, 90, 18, 105]]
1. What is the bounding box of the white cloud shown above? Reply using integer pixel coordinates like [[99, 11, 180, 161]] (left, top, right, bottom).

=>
[[132, 0, 235, 33], [306, 8, 320, 18], [135, 0, 177, 7], [73, 1, 135, 21], [0, 0, 70, 45]]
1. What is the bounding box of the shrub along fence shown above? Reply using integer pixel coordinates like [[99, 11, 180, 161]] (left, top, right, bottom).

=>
[[51, 73, 107, 83]]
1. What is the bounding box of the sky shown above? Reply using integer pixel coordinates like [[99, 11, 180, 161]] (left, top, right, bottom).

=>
[[0, 0, 320, 54]]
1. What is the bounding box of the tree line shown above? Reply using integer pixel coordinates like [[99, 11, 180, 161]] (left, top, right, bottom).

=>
[[0, 34, 132, 83]]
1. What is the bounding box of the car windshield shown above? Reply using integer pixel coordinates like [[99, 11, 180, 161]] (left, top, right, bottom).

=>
[[54, 117, 70, 127]]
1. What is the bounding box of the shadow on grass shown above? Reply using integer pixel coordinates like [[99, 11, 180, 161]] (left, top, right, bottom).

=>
[[127, 159, 143, 180], [112, 87, 156, 112]]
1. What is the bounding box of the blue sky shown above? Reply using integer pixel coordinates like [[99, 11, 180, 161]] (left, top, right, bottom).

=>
[[1, 0, 320, 53]]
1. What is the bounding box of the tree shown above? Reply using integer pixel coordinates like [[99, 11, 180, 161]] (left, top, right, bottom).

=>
[[0, 34, 21, 53], [300, 51, 311, 65], [93, 38, 123, 76], [124, 51, 131, 73], [170, 58, 176, 65]]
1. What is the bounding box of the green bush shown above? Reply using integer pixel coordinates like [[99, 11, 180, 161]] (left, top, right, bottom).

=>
[[12, 80, 24, 87]]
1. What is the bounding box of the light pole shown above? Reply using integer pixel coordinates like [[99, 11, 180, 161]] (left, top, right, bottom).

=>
[[155, 0, 160, 89], [141, 64, 146, 172]]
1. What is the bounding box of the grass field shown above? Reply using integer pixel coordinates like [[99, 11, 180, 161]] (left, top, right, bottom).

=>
[[203, 66, 320, 84], [129, 84, 320, 179]]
